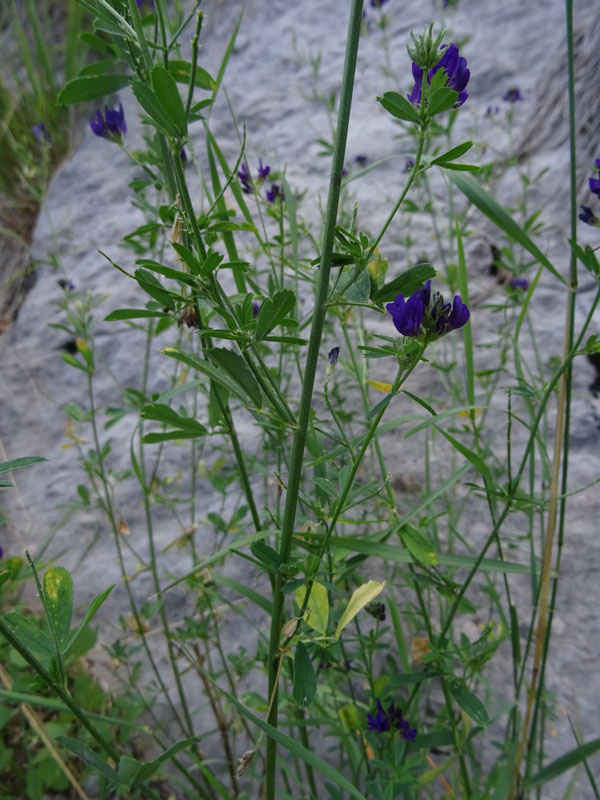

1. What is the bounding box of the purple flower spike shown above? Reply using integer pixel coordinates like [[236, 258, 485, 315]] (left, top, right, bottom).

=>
[[257, 158, 271, 180], [509, 277, 529, 291], [238, 162, 253, 194], [367, 699, 417, 740], [266, 183, 281, 203], [445, 295, 470, 331], [33, 122, 51, 143], [579, 205, 598, 226], [503, 88, 523, 102], [589, 174, 600, 197], [408, 42, 470, 109], [90, 104, 126, 141], [386, 278, 469, 341]]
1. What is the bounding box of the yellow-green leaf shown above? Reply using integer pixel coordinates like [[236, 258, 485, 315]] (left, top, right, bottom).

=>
[[335, 580, 385, 640], [399, 525, 438, 566], [296, 581, 329, 635]]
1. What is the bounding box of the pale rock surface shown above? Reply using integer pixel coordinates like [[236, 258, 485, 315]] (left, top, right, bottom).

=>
[[1, 0, 599, 794]]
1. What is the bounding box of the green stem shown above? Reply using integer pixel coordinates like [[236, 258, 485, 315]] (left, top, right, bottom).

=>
[[365, 126, 427, 261], [0, 617, 120, 761], [264, 3, 364, 796]]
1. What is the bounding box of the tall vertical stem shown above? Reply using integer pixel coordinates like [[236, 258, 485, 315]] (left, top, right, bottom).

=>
[[264, 2, 364, 796]]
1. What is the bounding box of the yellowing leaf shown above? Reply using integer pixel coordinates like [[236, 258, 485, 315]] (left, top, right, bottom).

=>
[[296, 581, 329, 635], [335, 580, 385, 639], [367, 380, 392, 393], [457, 407, 482, 418], [339, 704, 361, 732]]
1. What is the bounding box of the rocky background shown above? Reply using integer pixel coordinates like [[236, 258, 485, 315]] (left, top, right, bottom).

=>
[[1, 0, 599, 795]]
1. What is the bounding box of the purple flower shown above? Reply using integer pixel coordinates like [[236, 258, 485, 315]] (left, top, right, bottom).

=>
[[485, 105, 500, 117], [57, 279, 76, 291], [386, 279, 469, 341], [238, 162, 253, 194], [257, 158, 271, 180], [503, 88, 523, 102], [180, 147, 188, 165], [136, 0, 154, 7], [404, 158, 415, 172], [589, 159, 600, 197], [328, 346, 340, 365], [355, 154, 368, 166], [579, 205, 598, 226], [367, 699, 417, 740], [252, 301, 260, 318], [509, 277, 529, 291], [266, 183, 281, 203], [408, 43, 470, 109], [0, 546, 4, 559], [90, 104, 127, 141], [370, 0, 390, 7], [32, 122, 51, 143]]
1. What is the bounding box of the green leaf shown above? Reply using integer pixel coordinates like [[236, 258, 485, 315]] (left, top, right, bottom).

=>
[[378, 91, 421, 123], [2, 613, 54, 661], [142, 431, 204, 443], [528, 737, 600, 787], [56, 736, 122, 784], [209, 348, 263, 409], [430, 141, 473, 165], [163, 347, 253, 406], [0, 456, 46, 475], [296, 581, 329, 635], [167, 60, 216, 91], [131, 80, 180, 138], [56, 74, 130, 105], [335, 580, 385, 639], [445, 171, 566, 285], [255, 289, 296, 341], [449, 682, 489, 725], [136, 259, 197, 285], [104, 308, 166, 321], [435, 426, 494, 489], [400, 526, 437, 566], [141, 403, 206, 435], [427, 87, 458, 116], [151, 65, 187, 138], [250, 541, 282, 574], [336, 264, 371, 303], [134, 269, 176, 310], [293, 642, 317, 707], [298, 532, 535, 575], [65, 585, 114, 658], [373, 263, 436, 304], [42, 568, 73, 650]]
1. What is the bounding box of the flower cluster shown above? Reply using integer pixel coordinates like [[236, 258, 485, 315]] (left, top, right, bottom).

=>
[[408, 43, 470, 109], [503, 88, 523, 103], [579, 159, 600, 227], [90, 104, 127, 141], [238, 159, 281, 203], [386, 280, 469, 341], [367, 699, 417, 740]]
